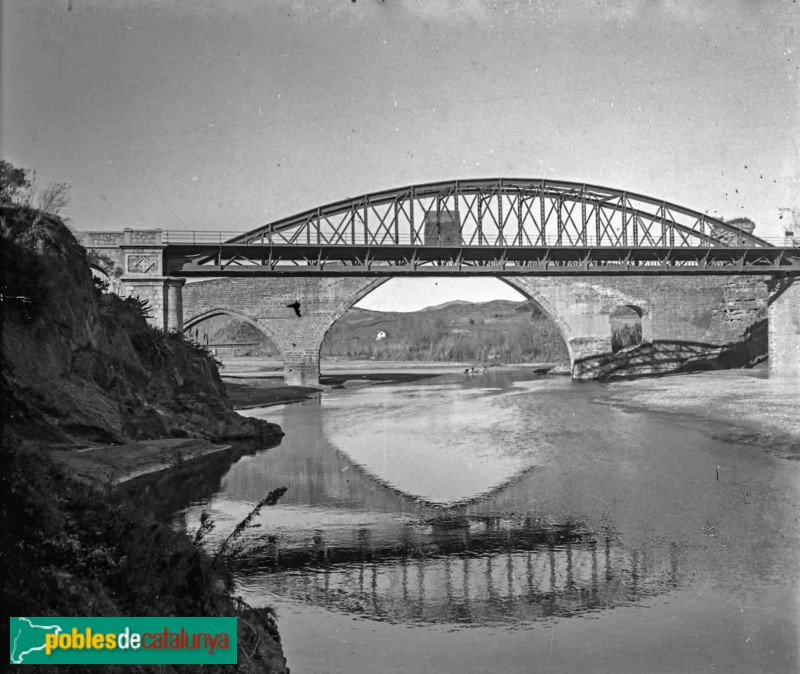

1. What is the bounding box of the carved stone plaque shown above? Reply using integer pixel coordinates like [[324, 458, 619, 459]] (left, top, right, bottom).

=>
[[90, 232, 124, 246], [127, 255, 157, 274]]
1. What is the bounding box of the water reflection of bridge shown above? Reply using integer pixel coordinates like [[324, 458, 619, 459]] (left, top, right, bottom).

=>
[[225, 397, 561, 519], [237, 521, 682, 626], [219, 405, 684, 625]]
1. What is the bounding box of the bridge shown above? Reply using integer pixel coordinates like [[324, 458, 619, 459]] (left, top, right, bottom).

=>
[[161, 415, 687, 627], [78, 178, 800, 384]]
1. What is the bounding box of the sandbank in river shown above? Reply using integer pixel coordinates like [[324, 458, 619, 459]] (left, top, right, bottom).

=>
[[51, 360, 799, 488]]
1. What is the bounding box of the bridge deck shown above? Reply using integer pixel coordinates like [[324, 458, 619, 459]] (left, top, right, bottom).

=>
[[165, 243, 800, 276]]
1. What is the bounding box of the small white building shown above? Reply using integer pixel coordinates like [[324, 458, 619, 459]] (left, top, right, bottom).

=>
[[375, 330, 388, 341]]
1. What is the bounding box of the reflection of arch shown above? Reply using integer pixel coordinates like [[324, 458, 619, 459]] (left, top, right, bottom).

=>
[[184, 308, 282, 355]]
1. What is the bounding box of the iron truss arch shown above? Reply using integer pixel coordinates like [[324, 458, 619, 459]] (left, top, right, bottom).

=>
[[230, 178, 770, 249]]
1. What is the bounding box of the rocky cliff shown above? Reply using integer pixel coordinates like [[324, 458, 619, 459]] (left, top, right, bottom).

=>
[[2, 204, 289, 673], [1, 204, 281, 445]]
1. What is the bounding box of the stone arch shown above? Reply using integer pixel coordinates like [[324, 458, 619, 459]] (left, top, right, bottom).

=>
[[328, 278, 390, 329], [500, 277, 653, 374], [88, 262, 112, 278], [498, 278, 576, 364], [179, 275, 670, 383], [184, 307, 280, 346], [609, 304, 645, 352], [182, 277, 389, 385], [87, 263, 122, 295], [317, 278, 396, 361], [183, 307, 282, 356]]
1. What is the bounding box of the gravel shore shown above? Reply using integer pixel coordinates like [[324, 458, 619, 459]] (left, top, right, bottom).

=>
[[596, 369, 800, 460]]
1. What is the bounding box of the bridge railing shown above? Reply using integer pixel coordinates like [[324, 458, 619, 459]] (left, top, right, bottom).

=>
[[161, 230, 794, 248]]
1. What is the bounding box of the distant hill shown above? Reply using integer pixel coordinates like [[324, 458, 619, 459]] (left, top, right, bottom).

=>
[[419, 300, 473, 312], [189, 298, 569, 363], [322, 298, 567, 363]]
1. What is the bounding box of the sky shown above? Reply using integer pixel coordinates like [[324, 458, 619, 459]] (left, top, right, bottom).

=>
[[2, 0, 798, 311]]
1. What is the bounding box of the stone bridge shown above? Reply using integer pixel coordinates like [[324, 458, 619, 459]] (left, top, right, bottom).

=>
[[178, 275, 789, 384], [76, 178, 800, 383], [77, 237, 800, 385]]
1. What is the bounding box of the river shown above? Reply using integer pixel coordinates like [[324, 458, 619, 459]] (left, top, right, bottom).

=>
[[167, 369, 799, 673]]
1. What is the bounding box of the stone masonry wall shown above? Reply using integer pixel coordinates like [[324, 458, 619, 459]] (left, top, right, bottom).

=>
[[506, 275, 769, 377], [769, 279, 800, 379], [183, 277, 385, 385], [182, 274, 771, 383]]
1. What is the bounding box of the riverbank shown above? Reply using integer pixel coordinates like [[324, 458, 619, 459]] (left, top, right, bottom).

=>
[[48, 438, 234, 485], [2, 206, 289, 673], [598, 369, 800, 460], [221, 357, 560, 408], [220, 356, 799, 461]]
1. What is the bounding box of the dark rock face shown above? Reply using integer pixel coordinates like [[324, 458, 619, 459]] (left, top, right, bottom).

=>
[[2, 207, 289, 674], [1, 206, 282, 445]]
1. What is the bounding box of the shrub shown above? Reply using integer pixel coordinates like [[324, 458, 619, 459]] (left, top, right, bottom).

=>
[[611, 323, 643, 352]]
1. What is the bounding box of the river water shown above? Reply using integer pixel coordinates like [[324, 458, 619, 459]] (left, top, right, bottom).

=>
[[168, 369, 799, 673]]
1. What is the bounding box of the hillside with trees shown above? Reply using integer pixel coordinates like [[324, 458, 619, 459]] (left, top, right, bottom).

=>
[[192, 299, 570, 364], [322, 300, 569, 363]]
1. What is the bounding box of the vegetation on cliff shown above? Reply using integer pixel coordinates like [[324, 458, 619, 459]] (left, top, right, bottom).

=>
[[1, 165, 287, 673], [1, 200, 279, 444]]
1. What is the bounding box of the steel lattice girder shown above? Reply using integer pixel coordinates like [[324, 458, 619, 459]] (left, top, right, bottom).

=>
[[227, 179, 771, 249], [165, 244, 800, 277]]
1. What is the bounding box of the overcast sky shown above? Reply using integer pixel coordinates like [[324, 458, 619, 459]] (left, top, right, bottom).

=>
[[2, 0, 798, 310]]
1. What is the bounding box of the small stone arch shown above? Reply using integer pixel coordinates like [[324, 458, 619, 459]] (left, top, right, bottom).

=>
[[500, 277, 654, 373], [86, 249, 124, 292], [87, 264, 123, 295], [183, 308, 282, 356], [610, 305, 644, 352], [183, 277, 390, 385]]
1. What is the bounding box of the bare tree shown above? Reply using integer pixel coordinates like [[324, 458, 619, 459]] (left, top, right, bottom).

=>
[[37, 181, 71, 217]]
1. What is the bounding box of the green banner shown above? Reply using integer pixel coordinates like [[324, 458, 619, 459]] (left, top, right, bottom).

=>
[[9, 617, 237, 665]]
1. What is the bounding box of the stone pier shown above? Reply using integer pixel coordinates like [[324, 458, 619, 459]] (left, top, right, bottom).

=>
[[77, 229, 185, 331], [768, 279, 800, 379], [183, 277, 386, 385]]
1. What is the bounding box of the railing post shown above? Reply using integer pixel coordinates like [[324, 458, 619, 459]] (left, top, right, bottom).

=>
[[581, 185, 587, 246], [409, 187, 416, 245], [539, 181, 546, 245]]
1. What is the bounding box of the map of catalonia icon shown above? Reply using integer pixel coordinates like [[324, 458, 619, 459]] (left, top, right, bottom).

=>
[[9, 618, 62, 664]]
